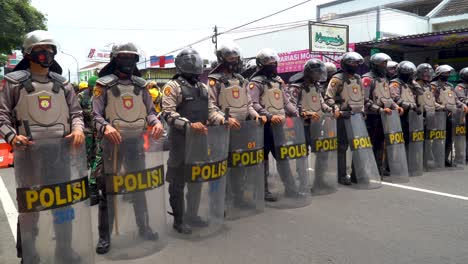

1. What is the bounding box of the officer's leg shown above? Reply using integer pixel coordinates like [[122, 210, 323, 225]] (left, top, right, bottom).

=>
[[295, 125, 310, 191], [89, 134, 101, 206], [186, 181, 208, 227], [96, 166, 113, 254], [17, 213, 40, 263], [167, 166, 192, 234], [446, 114, 454, 166], [337, 118, 351, 185], [271, 132, 300, 197], [263, 122, 278, 201], [371, 116, 387, 176], [230, 168, 248, 207]]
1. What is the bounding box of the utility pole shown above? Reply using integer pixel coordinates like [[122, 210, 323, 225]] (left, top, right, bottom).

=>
[[212, 25, 218, 52]]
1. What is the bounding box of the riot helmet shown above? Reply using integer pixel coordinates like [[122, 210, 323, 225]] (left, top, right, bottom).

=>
[[460, 67, 468, 82], [370, 53, 391, 77], [435, 65, 454, 82], [255, 48, 279, 78], [340, 52, 363, 75], [416, 63, 434, 82], [396, 61, 416, 83], [303, 59, 327, 83], [175, 48, 204, 82]]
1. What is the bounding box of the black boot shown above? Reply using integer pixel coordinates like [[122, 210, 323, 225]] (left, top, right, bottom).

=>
[[264, 160, 278, 202], [138, 226, 159, 240], [96, 237, 110, 255], [338, 174, 352, 185], [55, 247, 81, 263], [186, 215, 209, 228], [173, 219, 192, 234], [96, 197, 111, 254]]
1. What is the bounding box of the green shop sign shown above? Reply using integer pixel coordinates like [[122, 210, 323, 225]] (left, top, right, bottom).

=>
[[315, 32, 345, 46]]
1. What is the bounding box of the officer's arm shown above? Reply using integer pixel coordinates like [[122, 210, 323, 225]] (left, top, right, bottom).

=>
[[141, 88, 161, 126], [283, 88, 298, 117], [245, 84, 260, 119], [207, 78, 220, 109], [65, 84, 84, 132], [320, 94, 333, 112], [206, 85, 225, 124], [390, 82, 403, 106], [0, 81, 19, 145], [248, 82, 271, 120], [324, 78, 340, 111], [161, 83, 190, 130], [92, 85, 109, 134], [362, 77, 380, 113]]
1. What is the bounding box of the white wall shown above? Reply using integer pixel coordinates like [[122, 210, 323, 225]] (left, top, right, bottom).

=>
[[326, 10, 378, 43], [380, 9, 429, 37]]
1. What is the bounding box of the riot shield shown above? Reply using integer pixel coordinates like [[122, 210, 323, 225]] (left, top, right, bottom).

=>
[[268, 116, 311, 209], [453, 109, 466, 166], [15, 138, 93, 264], [344, 114, 381, 189], [226, 120, 264, 220], [424, 111, 446, 170], [184, 125, 229, 238], [381, 110, 409, 183], [309, 113, 338, 195], [102, 130, 167, 260], [408, 110, 424, 176]]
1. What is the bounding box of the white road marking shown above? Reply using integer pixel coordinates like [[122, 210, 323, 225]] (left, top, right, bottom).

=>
[[0, 176, 17, 241], [381, 181, 468, 201]]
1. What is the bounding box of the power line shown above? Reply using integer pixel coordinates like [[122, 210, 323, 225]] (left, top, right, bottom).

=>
[[162, 0, 312, 55]]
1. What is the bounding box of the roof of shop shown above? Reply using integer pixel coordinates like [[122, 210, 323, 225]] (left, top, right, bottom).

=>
[[433, 0, 468, 17], [356, 28, 468, 51]]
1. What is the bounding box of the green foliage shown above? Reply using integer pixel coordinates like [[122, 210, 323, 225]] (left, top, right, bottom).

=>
[[0, 0, 47, 54]]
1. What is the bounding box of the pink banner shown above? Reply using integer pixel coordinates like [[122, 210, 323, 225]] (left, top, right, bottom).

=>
[[277, 44, 355, 73]]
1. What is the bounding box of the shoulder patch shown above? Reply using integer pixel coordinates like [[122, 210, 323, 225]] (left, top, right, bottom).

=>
[[208, 79, 216, 87], [93, 84, 103, 97], [48, 71, 68, 85], [163, 86, 172, 96], [208, 73, 222, 81], [390, 82, 399, 89], [249, 83, 255, 89], [362, 77, 372, 88], [4, 70, 30, 84], [96, 74, 118, 87]]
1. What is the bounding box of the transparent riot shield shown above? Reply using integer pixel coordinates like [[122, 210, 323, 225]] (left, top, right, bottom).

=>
[[425, 111, 446, 170], [344, 114, 381, 189], [15, 138, 93, 264], [226, 120, 264, 220], [453, 109, 466, 166], [381, 110, 409, 183], [184, 125, 229, 238], [268, 117, 311, 209], [309, 113, 338, 195], [408, 110, 424, 176], [102, 130, 167, 260]]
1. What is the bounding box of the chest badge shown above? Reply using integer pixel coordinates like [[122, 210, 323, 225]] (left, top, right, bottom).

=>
[[312, 95, 317, 102], [274, 90, 281, 100], [232, 87, 240, 99], [448, 91, 453, 97], [352, 86, 358, 94], [122, 96, 134, 110], [38, 95, 51, 111]]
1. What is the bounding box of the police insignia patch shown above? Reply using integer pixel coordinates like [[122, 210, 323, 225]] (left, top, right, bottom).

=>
[[93, 85, 103, 97], [209, 79, 216, 87], [164, 87, 171, 96], [38, 95, 51, 111], [249, 83, 255, 89]]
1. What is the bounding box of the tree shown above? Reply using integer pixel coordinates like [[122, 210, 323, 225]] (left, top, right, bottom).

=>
[[0, 0, 47, 65]]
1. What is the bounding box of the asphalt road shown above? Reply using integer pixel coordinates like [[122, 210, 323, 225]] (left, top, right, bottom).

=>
[[1, 165, 468, 264]]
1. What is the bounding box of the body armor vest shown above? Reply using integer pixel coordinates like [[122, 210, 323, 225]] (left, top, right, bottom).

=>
[[394, 79, 416, 104], [363, 73, 392, 108], [336, 73, 364, 113], [253, 76, 285, 117], [103, 75, 147, 132], [175, 77, 209, 124], [417, 81, 436, 113], [296, 83, 322, 115], [13, 71, 70, 139], [210, 73, 248, 121], [432, 81, 457, 112]]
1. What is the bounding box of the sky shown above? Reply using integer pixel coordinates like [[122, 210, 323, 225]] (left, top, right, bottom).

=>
[[30, 0, 332, 82]]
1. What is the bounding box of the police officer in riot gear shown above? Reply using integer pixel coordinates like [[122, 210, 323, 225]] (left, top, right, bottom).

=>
[[93, 42, 164, 254], [0, 30, 85, 263], [363, 53, 403, 177], [162, 48, 227, 234], [207, 43, 265, 207], [455, 67, 468, 162], [415, 64, 443, 113], [248, 48, 301, 201], [325, 52, 365, 185], [321, 62, 338, 97], [386, 61, 398, 80], [431, 65, 468, 167], [288, 59, 335, 145], [389, 61, 419, 151]]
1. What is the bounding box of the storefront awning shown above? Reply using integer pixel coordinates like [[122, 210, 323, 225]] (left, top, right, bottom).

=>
[[356, 28, 468, 52]]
